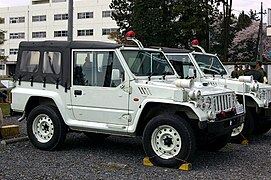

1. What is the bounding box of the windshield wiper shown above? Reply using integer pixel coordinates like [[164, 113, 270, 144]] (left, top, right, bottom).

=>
[[147, 72, 158, 81], [162, 71, 173, 80]]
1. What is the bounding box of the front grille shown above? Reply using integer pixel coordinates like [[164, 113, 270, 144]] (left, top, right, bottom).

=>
[[213, 93, 233, 112]]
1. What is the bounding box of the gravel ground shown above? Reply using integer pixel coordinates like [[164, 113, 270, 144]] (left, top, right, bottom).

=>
[[0, 116, 271, 180]]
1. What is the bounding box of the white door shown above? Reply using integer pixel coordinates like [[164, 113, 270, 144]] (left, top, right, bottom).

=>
[[71, 50, 129, 126]]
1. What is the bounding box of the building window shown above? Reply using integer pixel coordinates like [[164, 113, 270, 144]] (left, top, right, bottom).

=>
[[10, 33, 25, 39], [102, 28, 118, 35], [32, 0, 49, 5], [77, 29, 93, 36], [0, 64, 5, 70], [54, 13, 68, 21], [0, 33, 4, 41], [32, 15, 46, 22], [0, 17, 4, 24], [9, 17, 25, 24], [32, 31, 46, 38], [54, 30, 68, 37], [0, 49, 4, 56], [9, 49, 18, 55], [102, 10, 114, 18], [52, 0, 66, 2], [77, 12, 94, 19]]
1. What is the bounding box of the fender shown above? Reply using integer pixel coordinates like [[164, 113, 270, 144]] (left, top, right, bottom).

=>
[[127, 98, 208, 133], [11, 86, 68, 120]]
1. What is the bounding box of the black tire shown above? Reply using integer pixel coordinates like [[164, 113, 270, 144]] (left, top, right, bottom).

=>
[[200, 133, 231, 152], [253, 123, 271, 135], [27, 105, 67, 150], [84, 132, 110, 141], [142, 114, 196, 168], [231, 107, 254, 143]]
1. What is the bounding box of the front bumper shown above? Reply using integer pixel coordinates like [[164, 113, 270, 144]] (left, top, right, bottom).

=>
[[199, 113, 245, 136]]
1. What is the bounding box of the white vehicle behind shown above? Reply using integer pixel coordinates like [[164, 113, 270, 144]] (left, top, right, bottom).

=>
[[163, 41, 271, 142]]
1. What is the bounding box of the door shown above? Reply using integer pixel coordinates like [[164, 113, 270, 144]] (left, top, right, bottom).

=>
[[71, 50, 129, 126]]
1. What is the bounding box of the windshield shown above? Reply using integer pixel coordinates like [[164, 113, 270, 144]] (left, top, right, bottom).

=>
[[193, 54, 227, 75], [121, 50, 175, 76], [166, 54, 196, 78]]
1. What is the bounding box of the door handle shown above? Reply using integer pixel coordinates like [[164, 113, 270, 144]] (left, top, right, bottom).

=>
[[74, 90, 82, 96]]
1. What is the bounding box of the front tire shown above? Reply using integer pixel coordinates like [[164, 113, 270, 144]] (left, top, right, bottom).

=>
[[27, 105, 67, 150], [231, 108, 254, 143], [143, 114, 195, 168]]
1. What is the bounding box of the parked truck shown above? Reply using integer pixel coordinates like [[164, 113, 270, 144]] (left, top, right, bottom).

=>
[[163, 41, 271, 142], [9, 34, 244, 168]]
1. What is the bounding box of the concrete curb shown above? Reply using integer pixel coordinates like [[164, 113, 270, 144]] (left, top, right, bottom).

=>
[[1, 136, 29, 145]]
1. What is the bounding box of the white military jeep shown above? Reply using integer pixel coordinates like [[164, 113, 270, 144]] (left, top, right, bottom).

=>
[[10, 38, 244, 168], [163, 43, 271, 142]]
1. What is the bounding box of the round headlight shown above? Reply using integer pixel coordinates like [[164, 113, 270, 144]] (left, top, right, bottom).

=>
[[250, 82, 259, 92], [205, 97, 212, 109], [188, 89, 201, 100]]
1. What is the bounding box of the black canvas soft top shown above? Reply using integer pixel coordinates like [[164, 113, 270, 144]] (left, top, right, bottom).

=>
[[19, 40, 123, 49], [14, 40, 123, 91]]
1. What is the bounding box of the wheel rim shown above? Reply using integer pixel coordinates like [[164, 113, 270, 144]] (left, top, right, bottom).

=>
[[231, 123, 244, 137], [32, 114, 54, 143], [151, 125, 182, 159]]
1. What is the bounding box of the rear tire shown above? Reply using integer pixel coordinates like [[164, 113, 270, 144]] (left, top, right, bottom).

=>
[[27, 105, 67, 150], [253, 123, 271, 135], [199, 133, 231, 152], [143, 114, 195, 168]]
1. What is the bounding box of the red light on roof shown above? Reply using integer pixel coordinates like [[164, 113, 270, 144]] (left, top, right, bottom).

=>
[[125, 31, 135, 39], [191, 39, 199, 46]]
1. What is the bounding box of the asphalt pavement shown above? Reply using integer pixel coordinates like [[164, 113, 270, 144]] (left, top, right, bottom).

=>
[[0, 116, 270, 179]]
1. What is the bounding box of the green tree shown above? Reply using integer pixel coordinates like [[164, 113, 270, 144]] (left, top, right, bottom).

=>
[[110, 0, 216, 49], [236, 11, 252, 31]]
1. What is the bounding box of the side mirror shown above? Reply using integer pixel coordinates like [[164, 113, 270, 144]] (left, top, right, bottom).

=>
[[188, 68, 195, 78], [111, 69, 120, 81]]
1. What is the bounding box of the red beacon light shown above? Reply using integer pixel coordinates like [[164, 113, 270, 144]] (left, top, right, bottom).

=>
[[191, 39, 199, 46], [124, 30, 144, 49], [125, 31, 136, 40], [191, 39, 206, 53]]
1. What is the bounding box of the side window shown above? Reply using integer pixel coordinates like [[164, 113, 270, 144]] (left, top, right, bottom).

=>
[[73, 51, 124, 87], [73, 51, 93, 86], [43, 52, 61, 74], [20, 51, 40, 72]]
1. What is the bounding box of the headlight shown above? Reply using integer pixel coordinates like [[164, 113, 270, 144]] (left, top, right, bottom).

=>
[[205, 96, 212, 109], [188, 89, 201, 100], [250, 82, 259, 92], [258, 89, 266, 100]]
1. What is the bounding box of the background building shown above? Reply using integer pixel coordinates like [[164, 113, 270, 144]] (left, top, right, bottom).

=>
[[0, 0, 118, 76]]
